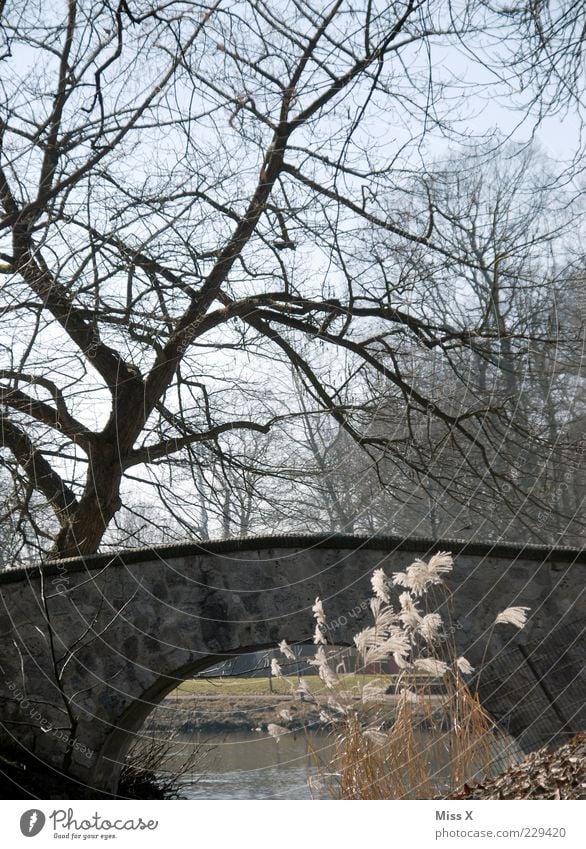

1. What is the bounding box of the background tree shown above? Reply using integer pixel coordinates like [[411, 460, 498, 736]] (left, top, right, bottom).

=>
[[351, 144, 585, 544]]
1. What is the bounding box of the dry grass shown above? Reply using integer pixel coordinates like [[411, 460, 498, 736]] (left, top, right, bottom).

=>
[[279, 553, 526, 800], [327, 678, 513, 799]]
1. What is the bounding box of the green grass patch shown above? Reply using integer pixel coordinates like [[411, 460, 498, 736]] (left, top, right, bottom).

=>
[[168, 674, 401, 698]]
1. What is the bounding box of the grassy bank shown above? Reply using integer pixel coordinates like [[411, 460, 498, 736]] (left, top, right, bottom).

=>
[[169, 673, 406, 698]]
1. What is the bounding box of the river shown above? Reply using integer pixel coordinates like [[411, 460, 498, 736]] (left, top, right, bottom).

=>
[[157, 725, 519, 800], [163, 730, 333, 800]]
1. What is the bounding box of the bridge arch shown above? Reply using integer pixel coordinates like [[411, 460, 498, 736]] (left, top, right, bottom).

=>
[[94, 648, 286, 792], [0, 535, 583, 794]]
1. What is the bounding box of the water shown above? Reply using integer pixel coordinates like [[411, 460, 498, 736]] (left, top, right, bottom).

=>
[[155, 727, 522, 800], [161, 730, 333, 800]]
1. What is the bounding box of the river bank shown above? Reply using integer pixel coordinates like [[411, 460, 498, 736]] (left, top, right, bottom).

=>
[[148, 688, 438, 735], [152, 693, 328, 735], [446, 732, 586, 800]]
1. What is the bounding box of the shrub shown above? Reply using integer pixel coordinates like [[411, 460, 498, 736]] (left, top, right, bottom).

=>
[[120, 724, 210, 799]]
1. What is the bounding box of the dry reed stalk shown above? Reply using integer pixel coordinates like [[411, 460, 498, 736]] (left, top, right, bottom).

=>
[[327, 678, 514, 799], [445, 673, 508, 790], [278, 553, 528, 800]]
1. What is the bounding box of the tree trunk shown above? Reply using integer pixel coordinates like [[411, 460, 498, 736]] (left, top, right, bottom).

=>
[[50, 440, 124, 559]]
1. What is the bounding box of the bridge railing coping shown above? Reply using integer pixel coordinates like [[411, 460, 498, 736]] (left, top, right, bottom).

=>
[[0, 533, 583, 585]]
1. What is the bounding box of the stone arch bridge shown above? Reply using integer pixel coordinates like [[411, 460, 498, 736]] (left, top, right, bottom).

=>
[[0, 535, 583, 794]]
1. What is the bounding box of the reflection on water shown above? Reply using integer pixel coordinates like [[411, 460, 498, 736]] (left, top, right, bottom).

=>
[[180, 765, 316, 800], [162, 730, 333, 800]]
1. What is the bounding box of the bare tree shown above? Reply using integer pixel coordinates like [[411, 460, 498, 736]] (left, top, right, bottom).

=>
[[0, 2, 583, 558], [476, 1, 586, 125], [356, 144, 585, 543]]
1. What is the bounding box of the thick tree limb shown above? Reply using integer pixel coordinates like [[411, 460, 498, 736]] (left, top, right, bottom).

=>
[[0, 416, 78, 525]]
